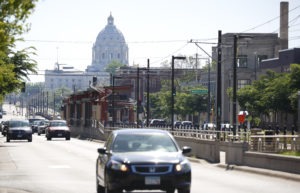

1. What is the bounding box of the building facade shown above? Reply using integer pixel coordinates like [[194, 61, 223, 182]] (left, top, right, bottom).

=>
[[44, 64, 110, 91], [86, 13, 129, 72], [211, 33, 280, 124]]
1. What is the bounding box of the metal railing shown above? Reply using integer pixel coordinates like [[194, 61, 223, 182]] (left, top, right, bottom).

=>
[[67, 118, 300, 153]]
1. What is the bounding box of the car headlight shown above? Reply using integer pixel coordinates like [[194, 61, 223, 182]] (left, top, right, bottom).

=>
[[110, 160, 128, 172], [175, 159, 191, 172]]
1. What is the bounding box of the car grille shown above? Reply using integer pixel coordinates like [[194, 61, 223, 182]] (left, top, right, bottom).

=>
[[11, 130, 26, 135], [131, 164, 173, 175]]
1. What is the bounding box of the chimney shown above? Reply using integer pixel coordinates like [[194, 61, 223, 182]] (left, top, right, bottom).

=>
[[280, 1, 289, 50]]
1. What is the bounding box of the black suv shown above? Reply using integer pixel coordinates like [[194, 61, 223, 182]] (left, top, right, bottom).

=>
[[6, 119, 32, 142], [96, 129, 192, 193]]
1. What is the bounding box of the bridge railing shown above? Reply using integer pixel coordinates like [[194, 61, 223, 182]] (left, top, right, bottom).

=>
[[67, 118, 300, 153]]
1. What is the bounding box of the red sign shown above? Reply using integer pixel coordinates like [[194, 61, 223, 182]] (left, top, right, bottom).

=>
[[238, 114, 246, 123]]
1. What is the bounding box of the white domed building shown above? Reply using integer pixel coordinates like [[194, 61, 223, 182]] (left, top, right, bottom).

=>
[[86, 13, 129, 72]]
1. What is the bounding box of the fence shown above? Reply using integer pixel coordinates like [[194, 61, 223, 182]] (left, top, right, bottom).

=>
[[67, 118, 300, 153]]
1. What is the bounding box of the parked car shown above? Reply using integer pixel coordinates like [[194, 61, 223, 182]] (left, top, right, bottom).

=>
[[6, 119, 32, 142], [202, 123, 216, 130], [174, 121, 182, 128], [96, 129, 192, 193], [37, 120, 49, 135], [149, 119, 167, 127], [45, 120, 70, 140], [181, 121, 193, 128]]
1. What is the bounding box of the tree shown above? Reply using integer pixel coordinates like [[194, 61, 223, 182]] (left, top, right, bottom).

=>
[[0, 0, 38, 102], [105, 60, 126, 75]]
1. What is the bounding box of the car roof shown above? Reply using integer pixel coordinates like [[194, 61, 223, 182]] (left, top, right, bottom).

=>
[[113, 128, 170, 135]]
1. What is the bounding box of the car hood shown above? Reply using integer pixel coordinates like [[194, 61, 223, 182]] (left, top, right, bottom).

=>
[[112, 151, 186, 164], [9, 127, 31, 131]]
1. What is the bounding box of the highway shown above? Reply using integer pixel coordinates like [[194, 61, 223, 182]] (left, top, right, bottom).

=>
[[0, 103, 300, 193], [1, 133, 300, 193]]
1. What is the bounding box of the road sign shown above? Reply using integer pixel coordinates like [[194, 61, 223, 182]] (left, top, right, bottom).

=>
[[191, 89, 208, 94]]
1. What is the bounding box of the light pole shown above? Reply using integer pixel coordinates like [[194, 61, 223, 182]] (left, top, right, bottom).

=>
[[298, 91, 300, 132], [233, 35, 238, 136], [171, 56, 186, 130]]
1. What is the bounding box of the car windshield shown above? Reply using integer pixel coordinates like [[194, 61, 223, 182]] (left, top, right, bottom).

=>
[[9, 121, 29, 128], [50, 121, 67, 127], [112, 133, 178, 153]]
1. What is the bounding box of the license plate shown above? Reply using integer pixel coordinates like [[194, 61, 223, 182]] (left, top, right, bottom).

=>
[[17, 134, 23, 138], [58, 133, 62, 137], [145, 176, 160, 185]]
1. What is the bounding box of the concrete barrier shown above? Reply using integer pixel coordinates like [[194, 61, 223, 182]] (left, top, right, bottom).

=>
[[70, 125, 300, 174]]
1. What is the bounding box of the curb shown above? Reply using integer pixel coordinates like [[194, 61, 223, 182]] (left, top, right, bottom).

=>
[[216, 163, 300, 182]]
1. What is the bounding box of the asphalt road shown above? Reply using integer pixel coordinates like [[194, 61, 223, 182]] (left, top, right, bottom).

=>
[[1, 133, 300, 193], [1, 103, 300, 193]]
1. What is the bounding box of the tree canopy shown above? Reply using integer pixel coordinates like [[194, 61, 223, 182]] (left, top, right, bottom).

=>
[[0, 0, 38, 102], [237, 64, 300, 125]]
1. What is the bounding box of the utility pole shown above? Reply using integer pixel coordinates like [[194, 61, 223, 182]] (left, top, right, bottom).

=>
[[233, 35, 238, 136], [216, 30, 222, 139], [136, 67, 140, 128], [171, 56, 186, 130], [147, 59, 150, 127]]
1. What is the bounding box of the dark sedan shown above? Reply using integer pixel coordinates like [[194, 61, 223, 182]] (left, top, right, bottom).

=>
[[45, 120, 70, 140], [6, 119, 32, 142], [96, 129, 192, 193]]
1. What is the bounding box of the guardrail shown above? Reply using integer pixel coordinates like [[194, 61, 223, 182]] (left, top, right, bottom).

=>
[[67, 118, 300, 153], [250, 135, 300, 153]]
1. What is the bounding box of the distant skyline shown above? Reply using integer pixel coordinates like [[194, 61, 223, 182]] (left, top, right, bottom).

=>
[[16, 0, 300, 82]]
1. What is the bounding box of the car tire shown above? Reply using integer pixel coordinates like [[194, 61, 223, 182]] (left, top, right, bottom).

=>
[[38, 132, 41, 136], [178, 187, 190, 193], [47, 136, 51, 141], [28, 137, 32, 142], [6, 136, 10, 142], [66, 136, 70, 140], [104, 175, 122, 193]]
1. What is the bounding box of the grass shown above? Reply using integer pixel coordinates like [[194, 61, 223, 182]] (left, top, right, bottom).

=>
[[280, 151, 300, 157]]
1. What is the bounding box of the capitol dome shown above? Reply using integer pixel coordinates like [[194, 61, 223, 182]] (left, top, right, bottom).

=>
[[86, 13, 128, 72]]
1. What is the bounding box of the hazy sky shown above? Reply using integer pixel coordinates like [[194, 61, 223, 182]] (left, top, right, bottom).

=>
[[17, 0, 300, 82]]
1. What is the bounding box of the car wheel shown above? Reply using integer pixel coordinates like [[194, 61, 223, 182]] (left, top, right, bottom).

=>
[[178, 187, 190, 193], [66, 137, 70, 140], [28, 137, 32, 142], [47, 136, 51, 141], [6, 136, 10, 142], [104, 176, 122, 193], [38, 132, 41, 136]]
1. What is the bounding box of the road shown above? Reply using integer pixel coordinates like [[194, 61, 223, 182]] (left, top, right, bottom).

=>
[[1, 103, 300, 193], [0, 134, 300, 193]]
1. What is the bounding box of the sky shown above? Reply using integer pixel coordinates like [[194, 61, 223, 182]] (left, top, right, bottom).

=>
[[17, 0, 300, 82]]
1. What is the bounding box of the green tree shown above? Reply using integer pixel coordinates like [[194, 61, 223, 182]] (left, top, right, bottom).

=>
[[105, 60, 126, 75], [0, 0, 38, 102]]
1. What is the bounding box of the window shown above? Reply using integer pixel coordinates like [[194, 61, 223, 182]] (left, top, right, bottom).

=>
[[238, 79, 251, 89], [257, 55, 268, 69], [102, 53, 105, 59], [237, 55, 248, 68]]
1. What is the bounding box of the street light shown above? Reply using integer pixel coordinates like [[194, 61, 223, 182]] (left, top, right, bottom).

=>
[[171, 56, 186, 130]]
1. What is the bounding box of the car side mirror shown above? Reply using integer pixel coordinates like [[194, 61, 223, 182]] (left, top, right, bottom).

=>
[[97, 147, 107, 154], [182, 146, 192, 154]]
